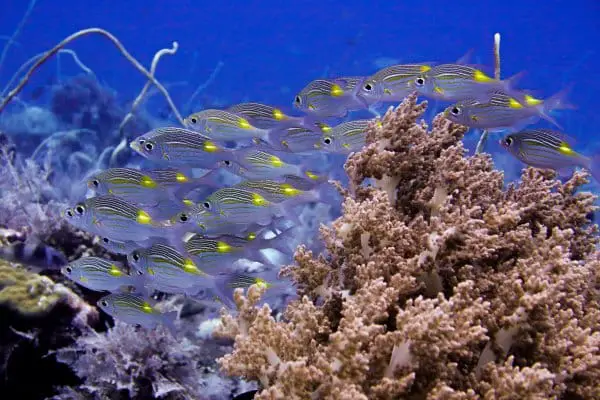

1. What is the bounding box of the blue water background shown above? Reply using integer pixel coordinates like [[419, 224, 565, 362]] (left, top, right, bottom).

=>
[[1, 0, 599, 169]]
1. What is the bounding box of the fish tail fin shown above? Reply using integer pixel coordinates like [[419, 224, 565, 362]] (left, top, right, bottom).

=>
[[505, 71, 526, 89], [455, 49, 474, 64], [584, 153, 600, 183], [537, 86, 575, 129], [262, 226, 300, 256], [162, 310, 179, 337]]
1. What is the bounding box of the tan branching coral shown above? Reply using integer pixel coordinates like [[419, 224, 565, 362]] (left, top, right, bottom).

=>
[[217, 94, 600, 399]]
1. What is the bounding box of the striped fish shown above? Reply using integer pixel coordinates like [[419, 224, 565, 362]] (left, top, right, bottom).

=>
[[130, 127, 230, 168], [183, 109, 271, 142], [269, 126, 322, 153], [97, 293, 178, 335], [63, 196, 162, 242], [293, 76, 369, 117], [411, 63, 522, 102], [227, 102, 307, 129], [217, 148, 308, 180], [316, 119, 375, 154], [62, 256, 144, 293], [359, 64, 432, 103], [200, 187, 282, 226], [444, 88, 571, 131], [500, 129, 598, 181]]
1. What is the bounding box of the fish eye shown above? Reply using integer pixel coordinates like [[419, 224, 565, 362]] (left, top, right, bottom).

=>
[[100, 300, 108, 307], [323, 137, 332, 145], [223, 160, 231, 166], [65, 209, 73, 218], [294, 95, 302, 105], [131, 252, 140, 262], [363, 82, 373, 91], [91, 179, 99, 187], [415, 77, 425, 86], [102, 237, 110, 243], [179, 213, 189, 222], [450, 106, 461, 116], [75, 205, 85, 215], [190, 117, 198, 124], [144, 142, 154, 151], [202, 201, 211, 209], [504, 137, 514, 146], [136, 270, 144, 275], [65, 266, 72, 274]]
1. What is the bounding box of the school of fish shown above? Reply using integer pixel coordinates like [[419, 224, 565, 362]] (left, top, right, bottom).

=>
[[61, 53, 594, 335]]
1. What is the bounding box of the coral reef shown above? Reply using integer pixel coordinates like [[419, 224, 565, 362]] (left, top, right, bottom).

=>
[[217, 94, 600, 399], [0, 258, 98, 399], [54, 320, 256, 400]]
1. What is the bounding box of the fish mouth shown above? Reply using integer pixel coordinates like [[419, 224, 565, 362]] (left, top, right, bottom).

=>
[[130, 141, 141, 152]]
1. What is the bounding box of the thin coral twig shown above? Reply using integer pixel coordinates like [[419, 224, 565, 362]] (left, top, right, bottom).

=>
[[0, 0, 37, 76], [476, 32, 501, 155], [0, 28, 184, 125], [118, 41, 179, 135], [184, 60, 224, 113]]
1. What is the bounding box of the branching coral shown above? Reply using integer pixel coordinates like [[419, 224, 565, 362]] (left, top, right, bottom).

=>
[[217, 94, 600, 399]]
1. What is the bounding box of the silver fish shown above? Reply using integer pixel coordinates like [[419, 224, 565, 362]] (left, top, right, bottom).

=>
[[97, 293, 178, 335], [63, 196, 163, 242], [130, 127, 230, 168], [62, 257, 144, 293], [358, 64, 432, 104], [411, 64, 522, 102], [293, 76, 369, 117], [500, 129, 598, 181], [444, 88, 571, 131]]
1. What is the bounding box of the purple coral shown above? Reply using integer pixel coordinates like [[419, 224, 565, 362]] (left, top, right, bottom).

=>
[[216, 94, 600, 399]]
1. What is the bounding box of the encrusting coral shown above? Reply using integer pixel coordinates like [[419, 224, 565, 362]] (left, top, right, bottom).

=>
[[216, 94, 600, 399]]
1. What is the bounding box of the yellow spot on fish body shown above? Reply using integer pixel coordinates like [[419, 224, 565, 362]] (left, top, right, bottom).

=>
[[140, 175, 157, 188], [183, 258, 202, 274], [216, 241, 232, 253], [318, 123, 332, 133], [272, 109, 286, 120], [383, 88, 392, 95], [524, 95, 543, 106], [281, 184, 301, 197], [473, 70, 494, 83], [251, 193, 269, 206], [308, 104, 316, 111], [175, 173, 189, 182], [305, 171, 319, 180], [203, 141, 218, 153], [147, 268, 155, 276], [342, 143, 351, 149], [141, 302, 154, 314], [330, 84, 344, 97], [270, 156, 283, 168], [246, 232, 257, 241], [420, 65, 431, 72], [136, 210, 152, 225], [182, 199, 194, 207], [238, 118, 252, 129], [80, 276, 88, 283], [255, 278, 272, 289], [558, 142, 574, 156], [109, 265, 123, 277], [434, 86, 444, 94], [508, 98, 523, 109], [471, 115, 479, 122]]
